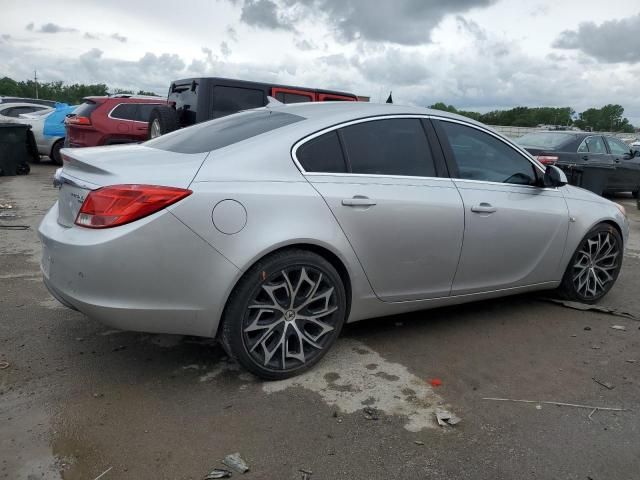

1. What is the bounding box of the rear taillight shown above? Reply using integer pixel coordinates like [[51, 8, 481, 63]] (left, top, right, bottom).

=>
[[75, 185, 192, 229], [535, 155, 559, 165], [66, 116, 92, 126]]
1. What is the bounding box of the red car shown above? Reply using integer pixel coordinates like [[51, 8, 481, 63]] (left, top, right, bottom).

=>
[[65, 95, 167, 147]]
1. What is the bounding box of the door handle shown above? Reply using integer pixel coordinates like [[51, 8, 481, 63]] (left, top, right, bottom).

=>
[[471, 203, 497, 214], [342, 196, 376, 207], [581, 155, 589, 161]]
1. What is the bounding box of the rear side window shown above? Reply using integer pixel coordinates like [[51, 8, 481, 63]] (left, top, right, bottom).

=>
[[110, 103, 137, 121], [212, 86, 265, 119], [339, 118, 436, 177], [297, 131, 346, 173], [136, 104, 163, 122], [145, 110, 304, 154], [276, 92, 313, 104], [74, 101, 99, 118]]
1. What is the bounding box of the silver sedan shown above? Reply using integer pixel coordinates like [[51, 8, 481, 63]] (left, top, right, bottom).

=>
[[39, 103, 629, 379]]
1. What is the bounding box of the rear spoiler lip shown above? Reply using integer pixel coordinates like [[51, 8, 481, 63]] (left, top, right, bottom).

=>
[[60, 148, 112, 178]]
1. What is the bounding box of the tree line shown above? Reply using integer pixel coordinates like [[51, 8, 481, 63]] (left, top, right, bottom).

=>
[[428, 102, 636, 133], [0, 76, 159, 104]]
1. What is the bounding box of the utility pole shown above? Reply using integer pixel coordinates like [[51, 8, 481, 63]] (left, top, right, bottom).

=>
[[34, 69, 38, 99]]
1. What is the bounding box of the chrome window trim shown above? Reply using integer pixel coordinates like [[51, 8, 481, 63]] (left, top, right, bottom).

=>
[[108, 103, 164, 124], [291, 114, 547, 185]]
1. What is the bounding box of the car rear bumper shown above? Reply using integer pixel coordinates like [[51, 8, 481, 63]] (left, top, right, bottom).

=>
[[38, 202, 239, 337]]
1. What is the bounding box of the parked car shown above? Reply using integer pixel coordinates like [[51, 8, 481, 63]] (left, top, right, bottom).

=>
[[0, 102, 53, 122], [0, 96, 56, 107], [40, 103, 628, 379], [11, 104, 77, 165], [148, 76, 359, 139], [517, 131, 640, 197], [65, 95, 167, 148]]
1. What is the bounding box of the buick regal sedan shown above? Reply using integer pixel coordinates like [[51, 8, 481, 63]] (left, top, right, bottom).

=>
[[40, 103, 629, 379]]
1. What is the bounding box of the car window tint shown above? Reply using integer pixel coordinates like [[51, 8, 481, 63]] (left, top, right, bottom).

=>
[[339, 118, 436, 177], [145, 110, 304, 154], [74, 101, 99, 118], [136, 104, 163, 122], [212, 86, 265, 118], [607, 137, 631, 155], [441, 121, 537, 185], [111, 104, 137, 121], [0, 107, 14, 116], [297, 131, 346, 173], [584, 136, 607, 154]]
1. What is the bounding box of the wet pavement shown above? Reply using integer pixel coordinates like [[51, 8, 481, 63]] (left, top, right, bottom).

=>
[[1, 162, 639, 479]]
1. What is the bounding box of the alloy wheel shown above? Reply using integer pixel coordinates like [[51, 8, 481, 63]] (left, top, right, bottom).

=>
[[242, 266, 340, 371], [571, 231, 620, 299], [150, 119, 161, 139]]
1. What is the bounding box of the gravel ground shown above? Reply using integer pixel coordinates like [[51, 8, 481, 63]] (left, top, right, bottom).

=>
[[1, 162, 639, 480]]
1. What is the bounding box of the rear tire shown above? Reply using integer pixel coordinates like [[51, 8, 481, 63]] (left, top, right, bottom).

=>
[[556, 223, 622, 303], [147, 107, 179, 139], [50, 139, 63, 166], [219, 249, 347, 380]]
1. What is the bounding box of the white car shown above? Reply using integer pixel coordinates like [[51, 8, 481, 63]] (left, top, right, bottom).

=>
[[0, 102, 53, 122], [12, 110, 65, 164]]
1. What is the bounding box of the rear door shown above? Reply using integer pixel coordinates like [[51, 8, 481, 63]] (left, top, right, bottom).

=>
[[605, 136, 640, 192], [109, 103, 135, 138], [295, 116, 464, 301], [433, 119, 569, 295]]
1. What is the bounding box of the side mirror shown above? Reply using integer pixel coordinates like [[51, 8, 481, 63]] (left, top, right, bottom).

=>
[[544, 165, 568, 188]]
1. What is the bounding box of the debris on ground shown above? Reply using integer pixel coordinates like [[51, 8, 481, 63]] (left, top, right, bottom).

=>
[[482, 397, 626, 418], [299, 468, 313, 480], [0, 213, 17, 218], [92, 466, 112, 480], [203, 469, 232, 479], [0, 361, 9, 370], [413, 440, 425, 445], [592, 378, 615, 390], [584, 326, 592, 331], [626, 359, 637, 363], [363, 406, 379, 420], [610, 325, 627, 331], [222, 453, 250, 473], [0, 203, 12, 209], [429, 378, 442, 387], [434, 408, 461, 427], [542, 298, 638, 321]]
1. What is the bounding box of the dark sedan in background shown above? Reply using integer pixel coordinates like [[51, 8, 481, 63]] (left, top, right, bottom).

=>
[[518, 131, 640, 197]]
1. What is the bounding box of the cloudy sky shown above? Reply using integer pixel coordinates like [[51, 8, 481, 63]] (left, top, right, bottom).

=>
[[2, 0, 640, 123]]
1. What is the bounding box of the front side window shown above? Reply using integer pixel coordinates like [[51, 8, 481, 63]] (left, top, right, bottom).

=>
[[441, 121, 538, 185], [212, 86, 265, 119], [110, 104, 137, 121], [339, 118, 436, 177], [606, 136, 631, 156]]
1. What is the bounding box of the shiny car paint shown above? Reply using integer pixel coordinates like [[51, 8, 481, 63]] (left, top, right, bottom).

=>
[[39, 102, 629, 340]]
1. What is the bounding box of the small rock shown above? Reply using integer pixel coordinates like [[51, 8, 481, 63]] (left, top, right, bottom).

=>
[[223, 453, 250, 473], [413, 440, 424, 445], [610, 325, 626, 331], [584, 326, 591, 331], [363, 407, 379, 420], [571, 334, 577, 337], [435, 408, 461, 426], [625, 359, 636, 363], [203, 469, 232, 479], [92, 393, 103, 398]]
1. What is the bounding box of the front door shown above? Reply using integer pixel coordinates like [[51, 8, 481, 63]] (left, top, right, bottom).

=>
[[295, 118, 465, 301], [605, 136, 640, 192], [433, 119, 570, 295]]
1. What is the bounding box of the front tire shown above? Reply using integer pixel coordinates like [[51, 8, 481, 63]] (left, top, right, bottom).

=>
[[557, 223, 623, 303], [220, 249, 347, 380]]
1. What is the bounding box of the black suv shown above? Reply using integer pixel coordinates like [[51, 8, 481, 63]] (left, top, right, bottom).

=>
[[148, 77, 360, 138]]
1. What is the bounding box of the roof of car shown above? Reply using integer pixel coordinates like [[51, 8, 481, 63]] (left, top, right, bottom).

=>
[[82, 95, 166, 103], [266, 101, 487, 128]]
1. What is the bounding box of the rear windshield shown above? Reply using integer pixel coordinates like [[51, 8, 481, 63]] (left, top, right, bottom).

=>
[[517, 132, 576, 149], [74, 101, 99, 118], [145, 109, 305, 154]]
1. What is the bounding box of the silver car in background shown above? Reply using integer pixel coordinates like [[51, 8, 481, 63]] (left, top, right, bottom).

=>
[[39, 103, 629, 379]]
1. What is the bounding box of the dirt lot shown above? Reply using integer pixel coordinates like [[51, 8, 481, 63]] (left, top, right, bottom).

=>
[[1, 162, 639, 480]]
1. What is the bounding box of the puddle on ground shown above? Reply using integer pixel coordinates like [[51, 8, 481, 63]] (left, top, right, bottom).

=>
[[261, 339, 452, 431]]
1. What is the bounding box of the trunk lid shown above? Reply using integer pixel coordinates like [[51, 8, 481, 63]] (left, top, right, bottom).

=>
[[55, 144, 208, 227]]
